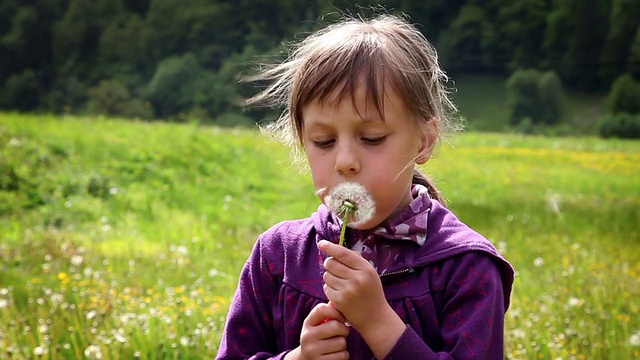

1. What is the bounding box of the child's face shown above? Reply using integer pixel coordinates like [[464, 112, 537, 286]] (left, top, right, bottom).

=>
[[302, 82, 430, 230]]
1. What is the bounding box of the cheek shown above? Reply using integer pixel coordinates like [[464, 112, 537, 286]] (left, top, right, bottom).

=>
[[306, 156, 330, 187]]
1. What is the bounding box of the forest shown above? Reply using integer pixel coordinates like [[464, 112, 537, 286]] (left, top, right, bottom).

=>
[[1, 0, 640, 135]]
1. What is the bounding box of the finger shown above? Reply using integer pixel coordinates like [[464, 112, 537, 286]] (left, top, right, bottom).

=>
[[318, 240, 362, 269], [323, 256, 353, 279], [307, 302, 348, 326], [323, 269, 352, 293], [318, 336, 349, 354]]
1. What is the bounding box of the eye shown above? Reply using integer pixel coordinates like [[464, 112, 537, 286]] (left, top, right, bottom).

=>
[[312, 139, 335, 148], [362, 136, 387, 145]]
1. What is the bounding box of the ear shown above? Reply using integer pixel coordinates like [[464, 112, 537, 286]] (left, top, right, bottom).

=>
[[416, 117, 439, 165]]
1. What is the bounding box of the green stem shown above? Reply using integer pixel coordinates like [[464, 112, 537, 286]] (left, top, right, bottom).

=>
[[339, 221, 348, 247], [338, 200, 356, 247]]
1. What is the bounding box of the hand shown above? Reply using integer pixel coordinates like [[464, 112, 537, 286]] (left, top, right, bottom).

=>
[[285, 302, 350, 360], [317, 239, 388, 330], [318, 240, 406, 359]]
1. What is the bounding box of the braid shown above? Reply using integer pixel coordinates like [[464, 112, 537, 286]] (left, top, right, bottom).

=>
[[412, 169, 446, 207]]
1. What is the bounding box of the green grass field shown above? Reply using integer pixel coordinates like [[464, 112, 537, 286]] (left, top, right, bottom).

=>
[[1, 112, 639, 359]]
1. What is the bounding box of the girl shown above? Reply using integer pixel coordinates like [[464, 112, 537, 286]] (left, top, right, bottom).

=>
[[217, 14, 514, 360]]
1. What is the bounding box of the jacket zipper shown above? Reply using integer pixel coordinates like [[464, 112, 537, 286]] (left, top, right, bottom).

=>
[[379, 267, 415, 279]]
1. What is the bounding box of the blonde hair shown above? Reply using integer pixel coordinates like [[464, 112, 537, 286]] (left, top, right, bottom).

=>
[[246, 14, 463, 204]]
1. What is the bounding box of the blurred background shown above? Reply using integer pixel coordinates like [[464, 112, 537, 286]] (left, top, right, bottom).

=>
[[1, 0, 639, 138], [1, 1, 639, 359]]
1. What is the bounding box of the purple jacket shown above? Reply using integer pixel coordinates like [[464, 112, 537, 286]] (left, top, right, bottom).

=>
[[217, 198, 514, 359]]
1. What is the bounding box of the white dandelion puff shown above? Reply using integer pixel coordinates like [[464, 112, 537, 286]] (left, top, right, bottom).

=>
[[324, 182, 375, 228], [84, 344, 103, 359], [567, 297, 583, 307], [628, 330, 640, 346], [33, 345, 47, 356], [533, 257, 544, 267]]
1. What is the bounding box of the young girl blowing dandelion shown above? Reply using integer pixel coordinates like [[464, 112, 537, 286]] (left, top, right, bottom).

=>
[[217, 13, 514, 360]]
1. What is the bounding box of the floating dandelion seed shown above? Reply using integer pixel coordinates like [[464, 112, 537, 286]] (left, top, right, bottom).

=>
[[324, 182, 375, 246]]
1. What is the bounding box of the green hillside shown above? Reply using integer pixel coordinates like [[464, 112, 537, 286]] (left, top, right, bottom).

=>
[[0, 113, 639, 359]]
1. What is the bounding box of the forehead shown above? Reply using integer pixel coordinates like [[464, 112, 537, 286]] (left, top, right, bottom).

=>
[[302, 79, 414, 130]]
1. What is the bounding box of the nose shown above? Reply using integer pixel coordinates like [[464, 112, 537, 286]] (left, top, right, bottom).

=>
[[335, 140, 360, 175]]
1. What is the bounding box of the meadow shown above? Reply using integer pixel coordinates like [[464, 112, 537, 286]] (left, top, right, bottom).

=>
[[0, 112, 639, 359]]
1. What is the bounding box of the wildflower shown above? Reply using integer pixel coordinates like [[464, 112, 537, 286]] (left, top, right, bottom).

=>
[[629, 330, 640, 346], [324, 182, 376, 246], [567, 297, 583, 307], [71, 255, 84, 267], [33, 345, 47, 356], [176, 245, 188, 256], [0, 298, 8, 309], [180, 336, 189, 346], [84, 344, 103, 359], [533, 257, 544, 267]]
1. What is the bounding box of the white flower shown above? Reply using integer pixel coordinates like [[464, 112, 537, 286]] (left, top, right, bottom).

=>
[[324, 182, 375, 227], [176, 245, 188, 256], [84, 344, 103, 359], [567, 297, 583, 307], [629, 330, 640, 346], [533, 257, 544, 267], [71, 255, 84, 267], [0, 298, 8, 309], [180, 336, 190, 346], [33, 345, 47, 356]]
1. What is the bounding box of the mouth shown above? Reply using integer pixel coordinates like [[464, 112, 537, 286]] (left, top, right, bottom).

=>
[[323, 182, 376, 228]]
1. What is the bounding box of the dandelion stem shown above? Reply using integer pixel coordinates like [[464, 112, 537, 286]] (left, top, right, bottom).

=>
[[338, 200, 357, 247]]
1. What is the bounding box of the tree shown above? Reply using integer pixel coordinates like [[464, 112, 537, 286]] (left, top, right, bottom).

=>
[[562, 0, 609, 90], [599, 0, 640, 85], [628, 25, 640, 78], [506, 69, 565, 125]]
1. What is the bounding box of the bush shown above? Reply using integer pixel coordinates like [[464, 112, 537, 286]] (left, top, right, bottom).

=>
[[43, 76, 88, 113], [87, 79, 153, 119], [538, 71, 565, 124], [507, 69, 565, 126], [1, 70, 40, 111], [606, 74, 640, 114], [599, 113, 640, 139], [146, 53, 201, 118]]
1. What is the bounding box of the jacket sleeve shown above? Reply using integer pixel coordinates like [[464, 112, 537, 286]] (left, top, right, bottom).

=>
[[384, 253, 507, 360], [216, 233, 290, 360]]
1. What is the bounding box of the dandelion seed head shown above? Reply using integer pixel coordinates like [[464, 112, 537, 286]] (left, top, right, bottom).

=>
[[533, 257, 544, 267], [176, 245, 188, 256], [180, 336, 189, 346], [567, 297, 583, 307], [71, 255, 84, 267], [629, 330, 640, 346], [324, 182, 375, 227], [84, 344, 103, 359], [33, 345, 46, 356]]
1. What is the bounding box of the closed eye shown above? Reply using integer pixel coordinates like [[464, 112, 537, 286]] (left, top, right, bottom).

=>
[[312, 139, 335, 148], [362, 136, 387, 145]]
